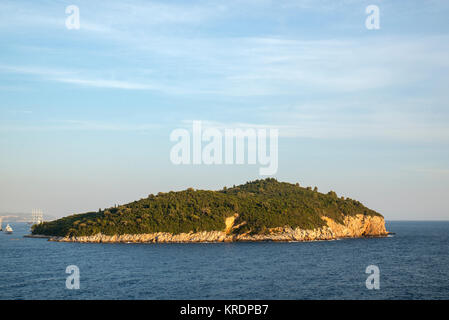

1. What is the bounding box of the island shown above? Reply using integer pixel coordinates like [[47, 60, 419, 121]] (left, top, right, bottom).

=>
[[30, 179, 388, 243]]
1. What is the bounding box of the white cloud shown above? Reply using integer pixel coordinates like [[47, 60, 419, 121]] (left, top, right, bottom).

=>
[[55, 78, 158, 90], [0, 65, 177, 92]]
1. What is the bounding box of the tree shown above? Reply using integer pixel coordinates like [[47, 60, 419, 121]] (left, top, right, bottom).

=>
[[328, 191, 337, 199]]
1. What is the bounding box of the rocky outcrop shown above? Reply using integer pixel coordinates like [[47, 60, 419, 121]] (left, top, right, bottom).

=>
[[321, 215, 387, 237], [41, 214, 388, 243], [224, 214, 239, 234]]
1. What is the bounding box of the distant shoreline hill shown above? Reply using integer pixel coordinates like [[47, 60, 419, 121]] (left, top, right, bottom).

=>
[[0, 212, 56, 223], [31, 179, 388, 243]]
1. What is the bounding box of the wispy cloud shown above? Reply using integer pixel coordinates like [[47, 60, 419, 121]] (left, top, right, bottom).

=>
[[4, 33, 448, 96], [0, 65, 71, 77], [1, 0, 449, 142], [0, 65, 169, 92], [0, 0, 222, 32], [55, 78, 159, 90], [0, 120, 161, 132]]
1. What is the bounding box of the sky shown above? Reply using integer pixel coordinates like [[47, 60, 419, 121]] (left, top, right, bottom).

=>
[[1, 0, 448, 220]]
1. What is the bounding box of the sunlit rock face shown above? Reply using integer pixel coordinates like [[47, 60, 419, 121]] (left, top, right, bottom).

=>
[[47, 214, 388, 243]]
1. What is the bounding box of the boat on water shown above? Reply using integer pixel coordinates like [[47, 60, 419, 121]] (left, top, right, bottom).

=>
[[5, 224, 13, 234]]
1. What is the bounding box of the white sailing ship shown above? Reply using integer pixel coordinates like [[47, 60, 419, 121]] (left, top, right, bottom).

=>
[[5, 224, 13, 234]]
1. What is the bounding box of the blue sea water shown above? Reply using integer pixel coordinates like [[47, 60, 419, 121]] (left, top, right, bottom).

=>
[[0, 221, 448, 300]]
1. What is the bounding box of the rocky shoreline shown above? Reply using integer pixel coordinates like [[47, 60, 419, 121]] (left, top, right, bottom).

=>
[[27, 214, 388, 243]]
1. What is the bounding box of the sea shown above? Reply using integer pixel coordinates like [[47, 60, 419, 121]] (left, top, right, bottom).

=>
[[0, 221, 448, 300]]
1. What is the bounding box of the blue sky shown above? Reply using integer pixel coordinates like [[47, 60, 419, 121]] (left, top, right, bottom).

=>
[[1, 0, 449, 220]]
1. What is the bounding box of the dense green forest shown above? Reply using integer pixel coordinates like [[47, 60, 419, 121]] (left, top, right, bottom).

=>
[[32, 179, 382, 237]]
